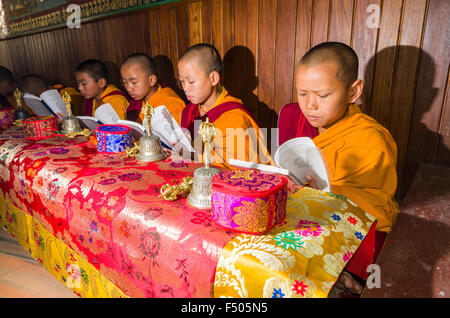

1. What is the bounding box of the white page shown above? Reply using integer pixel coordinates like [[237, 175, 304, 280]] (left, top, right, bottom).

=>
[[274, 137, 330, 192], [228, 159, 290, 175], [77, 116, 100, 131], [40, 89, 68, 119], [116, 119, 146, 140], [23, 93, 53, 116], [151, 105, 195, 153], [94, 103, 120, 124]]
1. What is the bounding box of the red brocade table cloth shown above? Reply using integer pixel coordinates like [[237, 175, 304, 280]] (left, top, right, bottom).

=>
[[0, 126, 376, 298], [0, 126, 239, 297]]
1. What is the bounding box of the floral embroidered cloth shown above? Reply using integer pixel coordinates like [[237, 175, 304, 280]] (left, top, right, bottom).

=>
[[0, 126, 237, 297], [0, 126, 375, 298], [214, 187, 376, 298]]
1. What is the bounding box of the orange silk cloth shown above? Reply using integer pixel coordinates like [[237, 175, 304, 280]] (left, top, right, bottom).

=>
[[196, 89, 273, 169], [139, 85, 186, 126], [313, 104, 399, 232], [92, 84, 129, 120]]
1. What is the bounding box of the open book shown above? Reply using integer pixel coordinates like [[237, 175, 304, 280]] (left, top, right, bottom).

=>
[[273, 137, 330, 192], [77, 103, 120, 130], [23, 89, 68, 119], [78, 103, 194, 153]]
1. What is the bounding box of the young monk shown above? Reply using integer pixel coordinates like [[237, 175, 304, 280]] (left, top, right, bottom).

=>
[[75, 59, 129, 120], [19, 74, 83, 116], [293, 41, 399, 295], [120, 53, 185, 125], [177, 43, 273, 169], [0, 66, 35, 116]]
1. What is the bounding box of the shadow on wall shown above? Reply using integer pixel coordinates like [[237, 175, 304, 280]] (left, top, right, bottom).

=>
[[223, 45, 278, 153], [363, 45, 449, 201], [153, 54, 187, 104]]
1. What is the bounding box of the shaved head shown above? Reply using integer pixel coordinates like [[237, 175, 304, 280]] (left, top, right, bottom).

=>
[[299, 42, 358, 87], [122, 53, 156, 77], [19, 74, 48, 96], [179, 43, 222, 77]]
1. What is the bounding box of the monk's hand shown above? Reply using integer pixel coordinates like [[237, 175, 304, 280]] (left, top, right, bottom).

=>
[[304, 175, 318, 189], [165, 142, 183, 159]]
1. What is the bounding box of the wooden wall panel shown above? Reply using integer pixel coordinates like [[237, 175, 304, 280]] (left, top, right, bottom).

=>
[[0, 0, 448, 201], [273, 0, 297, 113], [328, 0, 353, 45], [311, 0, 330, 47]]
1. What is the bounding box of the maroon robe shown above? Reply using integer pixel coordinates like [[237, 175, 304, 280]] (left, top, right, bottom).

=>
[[277, 103, 318, 146]]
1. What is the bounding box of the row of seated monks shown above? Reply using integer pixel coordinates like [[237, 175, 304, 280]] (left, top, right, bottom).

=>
[[0, 42, 399, 297]]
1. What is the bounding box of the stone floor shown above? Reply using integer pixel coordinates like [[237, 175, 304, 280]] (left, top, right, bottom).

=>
[[0, 228, 77, 298], [362, 163, 450, 298]]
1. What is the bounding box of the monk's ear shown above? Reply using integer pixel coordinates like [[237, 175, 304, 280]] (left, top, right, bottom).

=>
[[97, 78, 107, 89], [209, 71, 221, 86], [148, 74, 158, 87], [348, 79, 364, 104]]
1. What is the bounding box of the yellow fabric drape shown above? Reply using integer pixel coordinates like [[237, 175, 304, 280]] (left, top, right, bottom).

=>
[[214, 187, 376, 298], [0, 196, 128, 298]]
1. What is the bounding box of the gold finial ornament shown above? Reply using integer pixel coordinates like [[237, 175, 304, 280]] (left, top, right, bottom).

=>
[[61, 91, 82, 134], [136, 101, 166, 162], [187, 117, 221, 209], [14, 88, 22, 107], [142, 102, 154, 136], [62, 91, 73, 116], [198, 117, 216, 169], [13, 88, 30, 120]]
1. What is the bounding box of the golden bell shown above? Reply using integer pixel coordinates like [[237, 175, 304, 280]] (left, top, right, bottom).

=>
[[186, 117, 221, 209], [136, 134, 167, 162], [187, 166, 221, 209], [136, 102, 166, 162], [61, 115, 82, 134], [61, 91, 82, 134]]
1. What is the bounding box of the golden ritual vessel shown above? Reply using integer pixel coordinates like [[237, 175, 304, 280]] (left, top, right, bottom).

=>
[[187, 118, 221, 209], [61, 91, 82, 134], [136, 102, 166, 162]]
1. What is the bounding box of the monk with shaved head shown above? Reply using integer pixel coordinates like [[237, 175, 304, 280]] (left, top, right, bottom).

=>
[[120, 53, 185, 125], [281, 42, 399, 296], [178, 43, 273, 168]]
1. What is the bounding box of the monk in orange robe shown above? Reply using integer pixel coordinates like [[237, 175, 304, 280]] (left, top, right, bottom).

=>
[[120, 53, 185, 125], [293, 41, 399, 295], [178, 43, 273, 169], [75, 59, 129, 120]]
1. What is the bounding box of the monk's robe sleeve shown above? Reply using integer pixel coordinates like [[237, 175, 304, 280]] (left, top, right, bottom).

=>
[[105, 95, 129, 120], [163, 98, 185, 127], [327, 128, 399, 232], [209, 109, 274, 169], [138, 87, 186, 126]]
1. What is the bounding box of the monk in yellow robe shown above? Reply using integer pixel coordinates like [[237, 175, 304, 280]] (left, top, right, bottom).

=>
[[294, 41, 399, 295], [178, 43, 273, 169], [75, 59, 129, 120], [120, 53, 185, 125]]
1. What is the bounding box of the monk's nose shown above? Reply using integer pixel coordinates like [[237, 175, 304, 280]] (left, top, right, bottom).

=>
[[305, 96, 318, 110]]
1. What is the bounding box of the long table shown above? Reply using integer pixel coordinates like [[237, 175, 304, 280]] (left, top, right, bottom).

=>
[[0, 126, 375, 298]]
